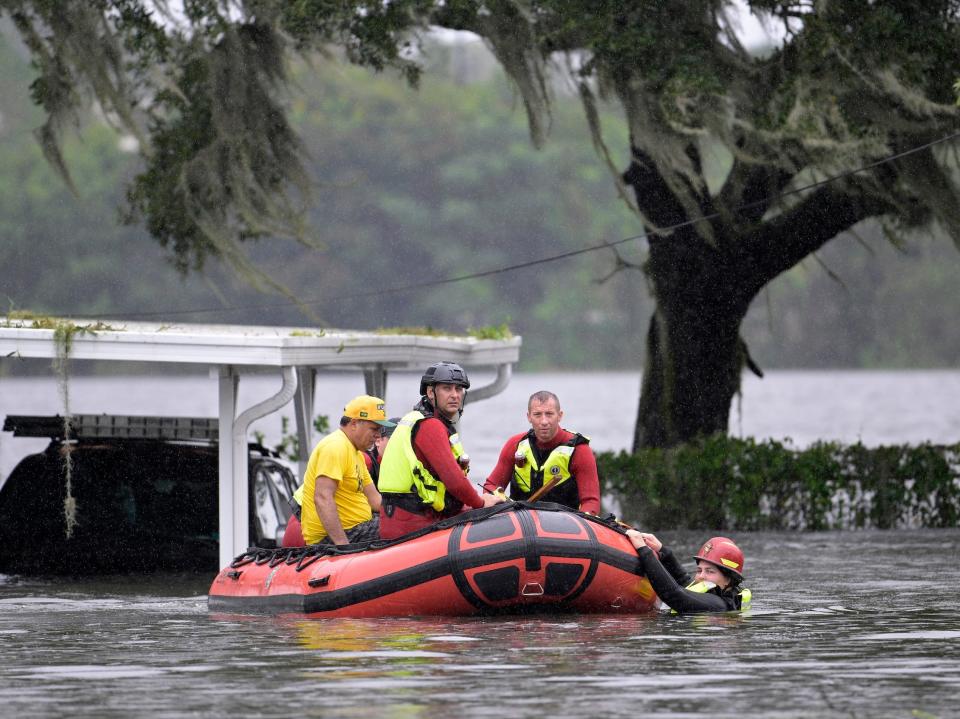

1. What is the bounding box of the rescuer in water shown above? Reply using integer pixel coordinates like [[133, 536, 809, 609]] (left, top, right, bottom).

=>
[[626, 531, 752, 613]]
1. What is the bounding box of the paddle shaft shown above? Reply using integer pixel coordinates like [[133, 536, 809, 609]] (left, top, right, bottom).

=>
[[476, 479, 558, 503], [526, 475, 561, 502]]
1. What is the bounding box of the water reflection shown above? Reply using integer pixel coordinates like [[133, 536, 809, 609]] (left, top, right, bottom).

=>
[[2, 529, 960, 718]]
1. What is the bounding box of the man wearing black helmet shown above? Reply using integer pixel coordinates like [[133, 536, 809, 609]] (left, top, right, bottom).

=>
[[378, 361, 505, 539]]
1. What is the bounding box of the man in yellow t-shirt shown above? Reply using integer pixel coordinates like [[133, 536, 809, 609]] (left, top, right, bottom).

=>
[[300, 395, 395, 545]]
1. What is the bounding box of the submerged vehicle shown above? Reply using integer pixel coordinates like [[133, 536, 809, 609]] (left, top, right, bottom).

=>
[[0, 414, 298, 575], [209, 503, 659, 617]]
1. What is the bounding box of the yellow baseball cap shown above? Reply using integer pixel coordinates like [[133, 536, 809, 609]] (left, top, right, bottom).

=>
[[343, 395, 395, 427]]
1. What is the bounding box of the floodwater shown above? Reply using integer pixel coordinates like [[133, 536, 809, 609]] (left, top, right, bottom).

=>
[[1, 370, 959, 717], [1, 528, 958, 718]]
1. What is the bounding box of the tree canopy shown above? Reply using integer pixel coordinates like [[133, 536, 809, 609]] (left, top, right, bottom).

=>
[[3, 30, 959, 373], [3, 1, 959, 448]]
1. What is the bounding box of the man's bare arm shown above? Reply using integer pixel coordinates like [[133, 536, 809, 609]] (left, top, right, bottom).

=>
[[314, 475, 348, 544]]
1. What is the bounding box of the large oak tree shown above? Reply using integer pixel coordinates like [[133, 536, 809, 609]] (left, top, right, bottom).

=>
[[4, 1, 959, 448]]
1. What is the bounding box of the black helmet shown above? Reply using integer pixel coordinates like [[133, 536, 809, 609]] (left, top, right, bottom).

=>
[[419, 361, 471, 396]]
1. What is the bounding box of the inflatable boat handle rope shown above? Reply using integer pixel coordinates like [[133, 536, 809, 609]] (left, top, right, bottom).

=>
[[228, 501, 636, 570]]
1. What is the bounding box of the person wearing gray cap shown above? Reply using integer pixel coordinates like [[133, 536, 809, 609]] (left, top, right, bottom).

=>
[[365, 418, 399, 488]]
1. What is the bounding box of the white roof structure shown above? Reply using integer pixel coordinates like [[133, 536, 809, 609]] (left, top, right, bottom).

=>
[[0, 319, 521, 367], [0, 317, 521, 566]]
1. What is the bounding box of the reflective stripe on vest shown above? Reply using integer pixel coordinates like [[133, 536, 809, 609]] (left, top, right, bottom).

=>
[[512, 434, 586, 493], [377, 410, 465, 512], [670, 581, 751, 613]]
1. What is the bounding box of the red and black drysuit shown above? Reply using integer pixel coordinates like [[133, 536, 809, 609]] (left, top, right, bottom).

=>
[[378, 400, 483, 540], [482, 429, 600, 514]]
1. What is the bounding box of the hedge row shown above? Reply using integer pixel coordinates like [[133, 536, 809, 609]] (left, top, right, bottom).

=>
[[597, 436, 960, 531]]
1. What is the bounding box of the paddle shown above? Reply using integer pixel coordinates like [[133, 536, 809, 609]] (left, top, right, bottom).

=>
[[480, 480, 636, 533], [478, 482, 568, 504], [481, 475, 572, 504], [526, 474, 561, 503]]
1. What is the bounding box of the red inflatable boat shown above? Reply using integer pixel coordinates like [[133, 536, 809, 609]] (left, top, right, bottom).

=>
[[208, 504, 658, 617]]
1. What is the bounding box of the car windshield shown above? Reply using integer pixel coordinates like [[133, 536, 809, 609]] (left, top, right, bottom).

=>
[[253, 461, 298, 545]]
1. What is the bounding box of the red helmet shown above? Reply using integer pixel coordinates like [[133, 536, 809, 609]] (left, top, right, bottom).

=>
[[693, 536, 745, 580]]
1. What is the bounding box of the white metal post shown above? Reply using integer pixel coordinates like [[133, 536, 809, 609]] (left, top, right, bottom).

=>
[[218, 366, 239, 568], [231, 366, 298, 558], [362, 364, 388, 398], [293, 367, 316, 482]]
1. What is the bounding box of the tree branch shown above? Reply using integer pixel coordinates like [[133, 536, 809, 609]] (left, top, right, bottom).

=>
[[739, 183, 897, 292]]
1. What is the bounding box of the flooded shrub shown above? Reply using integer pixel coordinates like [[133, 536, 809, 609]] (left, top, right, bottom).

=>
[[598, 437, 960, 530]]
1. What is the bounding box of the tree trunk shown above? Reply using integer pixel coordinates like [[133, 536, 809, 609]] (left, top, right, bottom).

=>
[[633, 229, 751, 450]]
